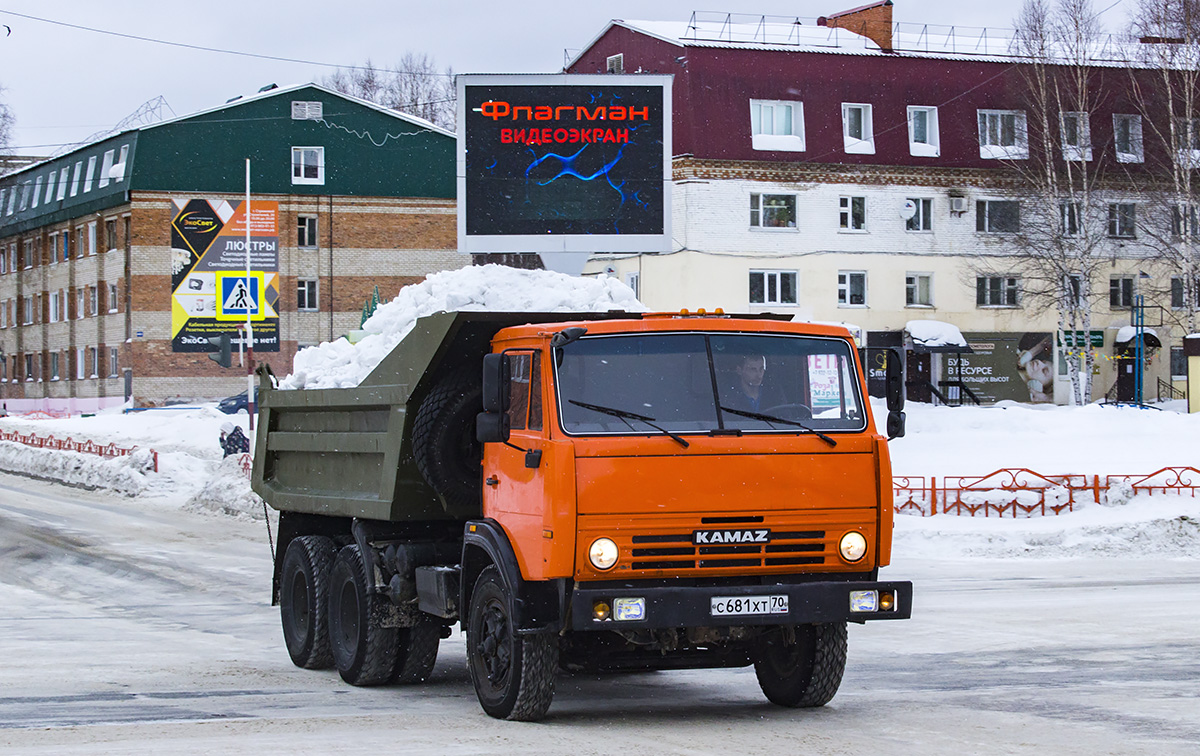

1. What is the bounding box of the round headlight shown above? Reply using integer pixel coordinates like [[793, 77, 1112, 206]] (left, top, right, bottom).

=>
[[589, 537, 618, 570], [839, 531, 868, 563]]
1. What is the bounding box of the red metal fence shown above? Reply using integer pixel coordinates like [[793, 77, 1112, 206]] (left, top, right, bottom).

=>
[[895, 467, 1200, 517], [0, 429, 158, 473]]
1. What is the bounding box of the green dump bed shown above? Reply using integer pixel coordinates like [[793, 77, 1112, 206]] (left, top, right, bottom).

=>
[[251, 310, 630, 522]]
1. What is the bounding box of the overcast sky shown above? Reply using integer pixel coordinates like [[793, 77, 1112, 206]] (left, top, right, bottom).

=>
[[1, 0, 1137, 157]]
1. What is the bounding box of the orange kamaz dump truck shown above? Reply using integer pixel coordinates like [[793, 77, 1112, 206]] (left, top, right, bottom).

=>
[[253, 310, 911, 721]]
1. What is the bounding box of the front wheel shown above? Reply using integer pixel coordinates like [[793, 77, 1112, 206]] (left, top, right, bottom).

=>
[[753, 622, 847, 708], [466, 567, 557, 721]]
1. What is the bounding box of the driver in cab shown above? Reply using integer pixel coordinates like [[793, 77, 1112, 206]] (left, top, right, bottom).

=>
[[726, 354, 767, 412]]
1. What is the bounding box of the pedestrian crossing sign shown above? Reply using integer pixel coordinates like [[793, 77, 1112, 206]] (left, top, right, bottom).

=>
[[216, 273, 266, 321]]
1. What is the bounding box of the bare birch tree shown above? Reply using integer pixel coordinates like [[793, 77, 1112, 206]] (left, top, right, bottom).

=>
[[975, 0, 1109, 403], [321, 54, 456, 131]]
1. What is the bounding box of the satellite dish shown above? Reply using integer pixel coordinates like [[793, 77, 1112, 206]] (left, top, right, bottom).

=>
[[603, 265, 617, 277], [899, 199, 918, 221]]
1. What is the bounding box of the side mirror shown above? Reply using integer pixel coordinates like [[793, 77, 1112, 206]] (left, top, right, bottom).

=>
[[476, 411, 510, 444], [885, 348, 905, 412], [481, 353, 510, 413], [887, 411, 906, 440]]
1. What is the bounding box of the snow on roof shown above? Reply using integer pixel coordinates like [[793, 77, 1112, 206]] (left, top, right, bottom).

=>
[[279, 265, 646, 390], [591, 17, 1144, 69], [906, 319, 968, 348], [1115, 326, 1159, 343]]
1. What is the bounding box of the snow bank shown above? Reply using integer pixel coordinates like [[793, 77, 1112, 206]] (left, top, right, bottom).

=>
[[185, 455, 266, 520], [280, 265, 645, 390], [0, 441, 156, 496]]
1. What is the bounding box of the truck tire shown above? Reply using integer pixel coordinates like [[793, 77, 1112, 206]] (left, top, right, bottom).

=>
[[279, 535, 337, 670], [753, 622, 847, 708], [391, 618, 442, 684], [327, 544, 399, 686], [411, 371, 483, 512], [466, 567, 557, 720]]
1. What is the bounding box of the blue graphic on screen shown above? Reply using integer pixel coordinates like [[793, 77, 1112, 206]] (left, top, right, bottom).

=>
[[465, 85, 664, 236]]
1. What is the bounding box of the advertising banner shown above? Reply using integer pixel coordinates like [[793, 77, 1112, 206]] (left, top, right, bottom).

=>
[[170, 198, 280, 353], [457, 74, 672, 257], [952, 332, 1054, 404]]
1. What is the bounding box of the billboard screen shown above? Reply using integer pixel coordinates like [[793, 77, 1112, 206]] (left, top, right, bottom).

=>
[[953, 332, 1054, 404], [457, 74, 672, 258], [170, 198, 280, 353]]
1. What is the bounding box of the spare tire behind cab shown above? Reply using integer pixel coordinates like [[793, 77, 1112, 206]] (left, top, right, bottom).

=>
[[411, 369, 484, 512]]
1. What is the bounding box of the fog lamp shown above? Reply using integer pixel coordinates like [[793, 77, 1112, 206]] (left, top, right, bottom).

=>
[[850, 590, 878, 613], [839, 531, 868, 563], [613, 597, 646, 621], [879, 591, 896, 612], [589, 537, 618, 570], [592, 601, 611, 621]]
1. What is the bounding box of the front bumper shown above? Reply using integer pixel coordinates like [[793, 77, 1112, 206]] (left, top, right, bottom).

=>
[[570, 579, 912, 631]]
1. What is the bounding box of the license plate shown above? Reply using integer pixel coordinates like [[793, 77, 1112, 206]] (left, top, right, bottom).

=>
[[710, 595, 789, 616]]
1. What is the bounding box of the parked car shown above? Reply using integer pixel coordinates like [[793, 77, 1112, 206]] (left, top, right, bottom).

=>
[[218, 389, 258, 415]]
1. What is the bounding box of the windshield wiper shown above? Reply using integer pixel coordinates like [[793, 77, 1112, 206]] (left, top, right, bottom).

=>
[[568, 399, 690, 448], [718, 406, 837, 447]]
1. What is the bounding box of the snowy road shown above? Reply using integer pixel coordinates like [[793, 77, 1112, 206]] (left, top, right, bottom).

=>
[[1, 473, 1198, 755]]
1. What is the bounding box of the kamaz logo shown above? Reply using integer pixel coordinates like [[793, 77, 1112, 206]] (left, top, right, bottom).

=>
[[693, 529, 770, 545]]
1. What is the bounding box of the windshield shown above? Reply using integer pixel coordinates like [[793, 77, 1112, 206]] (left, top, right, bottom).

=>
[[555, 332, 866, 435]]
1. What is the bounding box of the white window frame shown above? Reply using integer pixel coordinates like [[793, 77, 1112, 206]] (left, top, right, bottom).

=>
[[109, 283, 119, 313], [606, 53, 624, 74], [1175, 117, 1200, 166], [109, 346, 120, 378], [837, 271, 868, 307], [1060, 111, 1093, 161], [88, 285, 99, 316], [31, 175, 43, 208], [1107, 202, 1136, 239], [83, 155, 97, 193], [1060, 201, 1081, 236], [905, 198, 933, 232], [841, 103, 875, 154], [76, 348, 86, 379], [839, 196, 867, 232], [23, 295, 33, 325], [113, 145, 129, 182], [44, 172, 56, 204], [77, 288, 85, 320], [977, 275, 1021, 308], [49, 291, 60, 323], [297, 278, 320, 311], [51, 352, 59, 381], [750, 99, 805, 152], [978, 109, 1029, 159], [624, 271, 639, 299], [906, 272, 934, 307], [906, 106, 940, 157], [1110, 275, 1135, 309], [291, 146, 325, 185], [87, 221, 97, 255], [750, 193, 798, 230], [1113, 114, 1144, 164], [977, 199, 1021, 234], [1171, 346, 1188, 380], [22, 239, 33, 269], [749, 270, 798, 306], [57, 167, 69, 200], [0, 299, 6, 328], [99, 149, 115, 188], [297, 214, 319, 248], [89, 347, 98, 379], [70, 161, 82, 197]]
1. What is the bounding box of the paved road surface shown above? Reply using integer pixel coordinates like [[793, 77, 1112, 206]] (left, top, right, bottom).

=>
[[1, 473, 1197, 754]]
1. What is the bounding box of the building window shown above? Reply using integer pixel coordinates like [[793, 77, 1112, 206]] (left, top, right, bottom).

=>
[[0, 299, 6, 328], [23, 296, 32, 324], [1175, 117, 1200, 164], [750, 100, 805, 152], [291, 101, 324, 120], [1172, 205, 1198, 239], [1109, 276, 1134, 309], [907, 106, 940, 157], [31, 175, 42, 208], [839, 196, 866, 231], [838, 271, 867, 306], [83, 155, 97, 193], [25, 353, 33, 381], [1060, 112, 1092, 161], [77, 289, 85, 319], [50, 291, 60, 323], [978, 109, 1029, 159], [109, 347, 120, 378], [109, 283, 119, 313], [905, 198, 932, 232], [606, 53, 624, 74], [841, 103, 875, 154], [105, 219, 117, 250], [1, 357, 6, 382], [977, 276, 1020, 307], [99, 149, 115, 188], [22, 239, 33, 269], [624, 271, 640, 298], [291, 147, 325, 185], [44, 172, 56, 204], [297, 278, 319, 311], [906, 273, 933, 307], [1107, 203, 1136, 238], [76, 229, 84, 259], [0, 246, 5, 274], [89, 347, 99, 379], [69, 161, 82, 196], [977, 200, 1020, 233], [51, 352, 59, 381], [4, 186, 15, 215], [88, 285, 99, 316], [1114, 114, 1143, 163], [1060, 201, 1081, 236], [61, 232, 69, 262], [1065, 274, 1083, 308], [113, 145, 129, 182], [57, 167, 69, 200], [1171, 277, 1200, 308], [1171, 346, 1188, 380], [88, 222, 97, 255], [749, 270, 797, 306], [749, 193, 797, 229], [76, 348, 85, 379], [297, 215, 319, 248]]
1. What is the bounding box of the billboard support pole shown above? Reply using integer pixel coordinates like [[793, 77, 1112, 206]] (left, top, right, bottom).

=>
[[245, 158, 255, 432]]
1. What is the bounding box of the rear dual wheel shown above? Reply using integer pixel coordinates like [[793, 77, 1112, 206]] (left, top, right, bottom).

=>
[[279, 535, 337, 670]]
